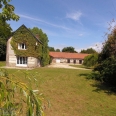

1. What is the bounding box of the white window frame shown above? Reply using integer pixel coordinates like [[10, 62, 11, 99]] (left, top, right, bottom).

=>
[[16, 56, 27, 67], [18, 43, 26, 50]]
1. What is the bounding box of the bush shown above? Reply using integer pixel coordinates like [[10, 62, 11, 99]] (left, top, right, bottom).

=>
[[94, 56, 116, 86], [83, 54, 98, 68]]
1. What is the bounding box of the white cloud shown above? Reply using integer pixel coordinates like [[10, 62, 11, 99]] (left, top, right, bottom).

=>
[[66, 11, 82, 21], [75, 42, 103, 53], [89, 42, 103, 53], [19, 14, 71, 30], [79, 33, 84, 36]]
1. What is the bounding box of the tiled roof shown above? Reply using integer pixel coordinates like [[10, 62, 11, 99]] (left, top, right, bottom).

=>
[[49, 52, 90, 59]]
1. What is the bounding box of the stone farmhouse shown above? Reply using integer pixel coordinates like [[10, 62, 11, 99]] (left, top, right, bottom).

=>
[[6, 25, 42, 68], [49, 52, 89, 64], [6, 24, 89, 68]]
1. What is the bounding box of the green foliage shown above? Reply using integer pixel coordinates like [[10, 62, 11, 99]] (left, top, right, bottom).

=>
[[56, 49, 60, 52], [94, 57, 116, 85], [0, 15, 12, 60], [83, 54, 98, 67], [86, 71, 101, 81], [62, 46, 77, 53], [98, 29, 116, 62], [0, 0, 19, 60], [11, 25, 42, 58], [48, 46, 55, 52], [93, 27, 116, 87], [0, 0, 19, 21], [0, 69, 44, 116], [30, 27, 49, 66], [80, 48, 97, 54]]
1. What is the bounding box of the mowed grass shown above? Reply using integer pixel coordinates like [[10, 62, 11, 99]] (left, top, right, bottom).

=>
[[0, 61, 6, 67], [4, 67, 116, 116], [70, 64, 86, 68]]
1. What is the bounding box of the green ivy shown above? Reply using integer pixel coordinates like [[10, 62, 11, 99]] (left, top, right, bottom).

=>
[[10, 25, 42, 58]]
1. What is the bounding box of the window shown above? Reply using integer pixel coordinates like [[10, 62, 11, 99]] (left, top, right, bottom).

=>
[[18, 43, 26, 49], [17, 57, 27, 66]]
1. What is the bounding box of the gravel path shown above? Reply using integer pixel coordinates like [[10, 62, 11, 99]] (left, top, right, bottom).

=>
[[47, 63, 90, 70]]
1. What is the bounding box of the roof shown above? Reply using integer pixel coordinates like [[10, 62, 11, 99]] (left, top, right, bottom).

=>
[[12, 24, 42, 44], [49, 52, 90, 59]]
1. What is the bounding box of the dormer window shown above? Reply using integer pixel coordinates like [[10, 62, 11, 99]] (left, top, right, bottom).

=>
[[18, 43, 26, 50]]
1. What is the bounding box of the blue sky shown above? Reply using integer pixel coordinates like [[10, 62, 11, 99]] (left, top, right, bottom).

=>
[[7, 0, 116, 52]]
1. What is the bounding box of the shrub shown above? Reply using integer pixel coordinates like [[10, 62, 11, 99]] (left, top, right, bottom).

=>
[[83, 54, 98, 68], [94, 56, 116, 86]]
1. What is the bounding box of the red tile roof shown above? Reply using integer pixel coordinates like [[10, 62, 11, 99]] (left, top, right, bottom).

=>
[[49, 52, 90, 59]]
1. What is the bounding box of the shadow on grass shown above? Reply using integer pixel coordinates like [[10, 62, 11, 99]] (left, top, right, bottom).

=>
[[79, 73, 116, 95], [90, 82, 116, 95]]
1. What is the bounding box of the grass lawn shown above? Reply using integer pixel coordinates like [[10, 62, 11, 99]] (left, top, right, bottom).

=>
[[3, 67, 116, 116], [0, 61, 6, 67]]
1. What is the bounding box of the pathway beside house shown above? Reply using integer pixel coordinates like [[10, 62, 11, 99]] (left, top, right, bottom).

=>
[[47, 63, 90, 70]]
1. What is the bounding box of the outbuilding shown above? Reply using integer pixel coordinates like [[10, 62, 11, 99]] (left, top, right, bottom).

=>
[[49, 52, 89, 64]]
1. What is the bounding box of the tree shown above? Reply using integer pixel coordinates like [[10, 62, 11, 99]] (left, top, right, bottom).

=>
[[83, 53, 98, 68], [93, 27, 116, 87], [62, 46, 77, 53], [48, 46, 55, 51], [0, 0, 19, 60], [56, 49, 60, 52], [30, 27, 49, 66], [80, 48, 97, 54], [0, 0, 19, 21], [0, 16, 12, 60]]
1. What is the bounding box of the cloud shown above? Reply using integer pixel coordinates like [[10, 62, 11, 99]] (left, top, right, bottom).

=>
[[75, 42, 103, 53], [79, 33, 84, 36], [19, 14, 71, 30], [66, 11, 82, 21], [89, 42, 103, 53]]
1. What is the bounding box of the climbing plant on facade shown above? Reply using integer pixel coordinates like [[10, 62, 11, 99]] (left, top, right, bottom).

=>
[[30, 27, 50, 66], [10, 25, 42, 58]]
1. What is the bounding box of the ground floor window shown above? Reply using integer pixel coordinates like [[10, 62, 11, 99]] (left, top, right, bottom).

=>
[[17, 57, 27, 66]]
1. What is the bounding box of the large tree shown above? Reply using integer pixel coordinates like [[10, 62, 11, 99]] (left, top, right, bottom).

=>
[[0, 16, 12, 60], [30, 27, 49, 66], [62, 46, 77, 53], [0, 0, 19, 21], [0, 0, 19, 60], [94, 27, 116, 87], [80, 48, 97, 54]]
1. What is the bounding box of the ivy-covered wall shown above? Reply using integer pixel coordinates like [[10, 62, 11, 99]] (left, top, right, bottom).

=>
[[10, 25, 42, 58]]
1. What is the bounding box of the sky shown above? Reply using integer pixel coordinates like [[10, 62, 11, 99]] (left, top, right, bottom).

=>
[[7, 0, 116, 52]]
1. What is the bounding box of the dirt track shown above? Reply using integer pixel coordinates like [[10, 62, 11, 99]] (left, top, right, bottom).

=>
[[47, 63, 90, 70]]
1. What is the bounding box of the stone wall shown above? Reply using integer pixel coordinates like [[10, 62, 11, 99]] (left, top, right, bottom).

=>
[[6, 37, 40, 68], [6, 37, 16, 67]]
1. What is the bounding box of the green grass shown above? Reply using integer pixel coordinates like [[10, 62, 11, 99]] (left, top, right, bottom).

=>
[[0, 61, 6, 67], [2, 67, 116, 116]]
